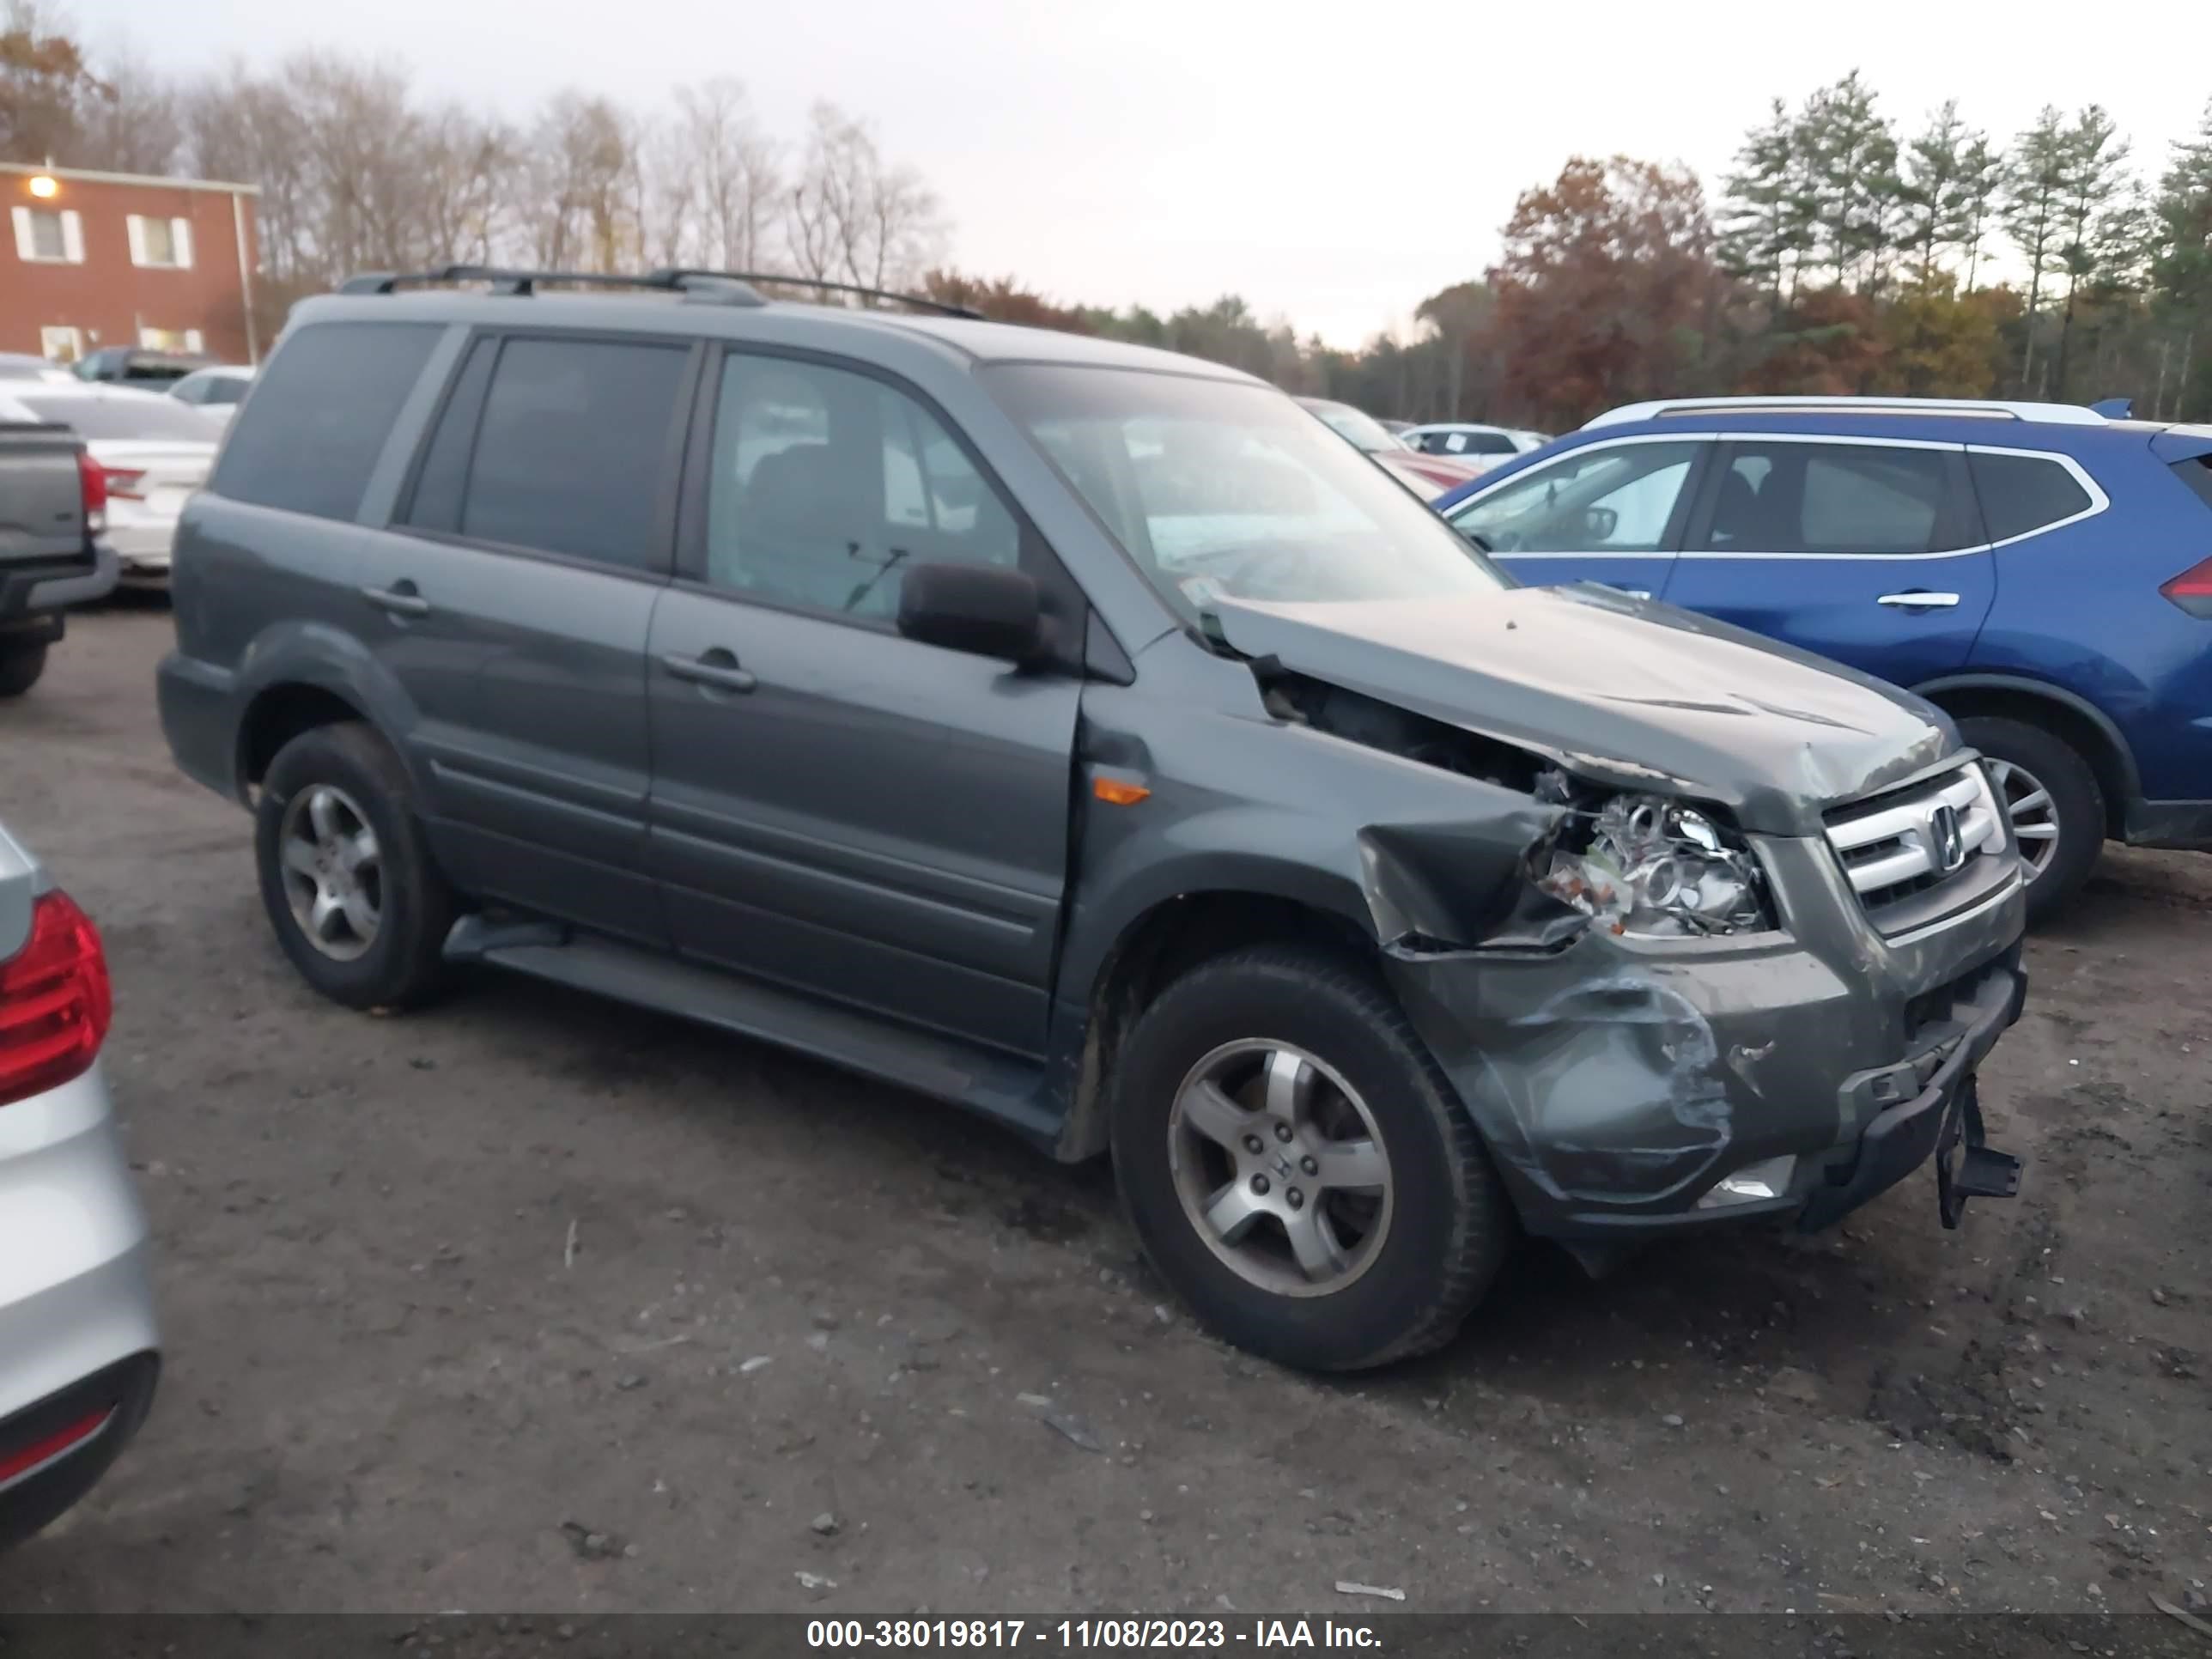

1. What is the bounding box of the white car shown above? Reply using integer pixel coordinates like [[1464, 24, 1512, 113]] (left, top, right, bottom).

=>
[[0, 354, 76, 386], [1399, 422, 1548, 473], [0, 386, 219, 586], [167, 365, 255, 424]]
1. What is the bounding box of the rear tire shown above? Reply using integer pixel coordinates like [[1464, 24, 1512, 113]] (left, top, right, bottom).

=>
[[1957, 714, 2103, 925], [255, 722, 455, 1010], [0, 641, 47, 698], [1109, 944, 1511, 1372]]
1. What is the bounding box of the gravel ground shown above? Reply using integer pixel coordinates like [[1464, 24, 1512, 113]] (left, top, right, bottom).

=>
[[1, 605, 2206, 1619]]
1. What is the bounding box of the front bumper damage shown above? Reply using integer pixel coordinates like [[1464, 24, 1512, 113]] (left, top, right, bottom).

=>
[[1374, 825, 2028, 1243]]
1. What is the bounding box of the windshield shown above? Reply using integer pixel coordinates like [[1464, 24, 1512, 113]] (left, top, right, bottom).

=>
[[1304, 401, 1401, 453], [985, 365, 1507, 622], [16, 393, 216, 442]]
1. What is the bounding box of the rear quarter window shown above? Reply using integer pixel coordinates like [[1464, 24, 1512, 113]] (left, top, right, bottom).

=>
[[214, 323, 442, 522], [2169, 454, 2212, 513], [1968, 451, 2094, 544]]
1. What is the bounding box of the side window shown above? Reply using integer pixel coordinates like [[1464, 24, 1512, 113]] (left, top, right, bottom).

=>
[[213, 323, 442, 522], [1448, 441, 1701, 553], [1969, 451, 2094, 544], [452, 337, 690, 568], [404, 338, 498, 533], [701, 353, 1019, 621], [1702, 442, 1966, 555]]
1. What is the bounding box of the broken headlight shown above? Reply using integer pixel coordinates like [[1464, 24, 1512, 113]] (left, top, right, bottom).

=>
[[1535, 789, 1772, 939]]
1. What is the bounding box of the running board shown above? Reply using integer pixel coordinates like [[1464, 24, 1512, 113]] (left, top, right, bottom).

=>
[[444, 920, 1061, 1148]]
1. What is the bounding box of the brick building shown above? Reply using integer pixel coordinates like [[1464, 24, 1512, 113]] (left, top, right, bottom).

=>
[[1, 161, 261, 366]]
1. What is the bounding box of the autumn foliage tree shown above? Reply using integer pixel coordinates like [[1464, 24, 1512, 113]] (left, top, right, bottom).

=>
[[1481, 156, 1726, 429], [0, 1, 106, 163], [920, 270, 1095, 332]]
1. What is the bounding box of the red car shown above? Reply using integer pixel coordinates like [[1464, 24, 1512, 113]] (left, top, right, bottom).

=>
[[1297, 397, 1484, 500]]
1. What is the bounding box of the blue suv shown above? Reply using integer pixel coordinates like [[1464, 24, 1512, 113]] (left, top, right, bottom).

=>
[[1433, 396, 2212, 920]]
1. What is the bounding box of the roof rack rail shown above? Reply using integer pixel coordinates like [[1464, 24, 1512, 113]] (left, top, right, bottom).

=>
[[337, 264, 766, 304], [652, 270, 986, 320], [1583, 395, 2109, 429]]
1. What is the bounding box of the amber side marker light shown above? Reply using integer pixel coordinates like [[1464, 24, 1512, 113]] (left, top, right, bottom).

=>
[[1092, 777, 1151, 806]]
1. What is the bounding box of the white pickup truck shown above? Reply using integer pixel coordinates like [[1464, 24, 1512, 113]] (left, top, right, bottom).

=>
[[0, 421, 118, 696]]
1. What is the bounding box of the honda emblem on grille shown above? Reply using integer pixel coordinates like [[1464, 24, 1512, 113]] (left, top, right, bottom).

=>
[[1929, 804, 1966, 873]]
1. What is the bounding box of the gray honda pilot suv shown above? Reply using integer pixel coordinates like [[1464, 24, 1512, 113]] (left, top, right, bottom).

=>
[[158, 267, 2027, 1371]]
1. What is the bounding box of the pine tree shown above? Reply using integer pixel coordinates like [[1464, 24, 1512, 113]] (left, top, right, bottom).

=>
[[2150, 98, 2212, 416], [1899, 101, 1971, 284], [2052, 106, 2130, 399], [1955, 134, 2006, 290], [1794, 72, 1900, 292], [2005, 106, 2070, 392], [1719, 99, 1798, 303]]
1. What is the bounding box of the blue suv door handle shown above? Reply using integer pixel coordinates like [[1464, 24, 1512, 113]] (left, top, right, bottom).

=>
[[1877, 591, 1961, 610]]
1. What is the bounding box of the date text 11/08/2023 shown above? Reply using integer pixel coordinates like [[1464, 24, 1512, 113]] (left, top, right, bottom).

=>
[[805, 1619, 1384, 1650]]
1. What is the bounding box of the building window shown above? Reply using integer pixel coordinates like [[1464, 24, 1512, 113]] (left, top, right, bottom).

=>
[[137, 326, 204, 353], [40, 326, 82, 363], [127, 214, 194, 270], [10, 206, 83, 264]]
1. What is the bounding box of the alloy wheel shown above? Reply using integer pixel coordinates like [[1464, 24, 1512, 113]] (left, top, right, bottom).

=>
[[276, 784, 383, 962], [1166, 1039, 1393, 1297], [1988, 758, 2060, 883]]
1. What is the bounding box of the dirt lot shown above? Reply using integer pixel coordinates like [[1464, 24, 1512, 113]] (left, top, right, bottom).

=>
[[1, 605, 2206, 1620]]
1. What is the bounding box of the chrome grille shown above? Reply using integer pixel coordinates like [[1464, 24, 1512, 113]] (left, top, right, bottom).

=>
[[1825, 764, 2008, 931]]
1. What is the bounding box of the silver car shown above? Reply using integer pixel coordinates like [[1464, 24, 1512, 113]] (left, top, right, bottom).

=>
[[0, 820, 157, 1551]]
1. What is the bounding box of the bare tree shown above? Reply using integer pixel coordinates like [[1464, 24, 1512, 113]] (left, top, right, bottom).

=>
[[417, 103, 518, 268], [283, 53, 430, 279], [636, 108, 696, 270], [179, 62, 315, 336], [523, 92, 634, 271], [786, 101, 946, 292], [671, 78, 780, 271], [71, 52, 179, 173]]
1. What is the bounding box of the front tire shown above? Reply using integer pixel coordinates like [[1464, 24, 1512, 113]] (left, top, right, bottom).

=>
[[0, 641, 47, 698], [1957, 715, 2103, 925], [1109, 945, 1510, 1372], [255, 723, 455, 1010]]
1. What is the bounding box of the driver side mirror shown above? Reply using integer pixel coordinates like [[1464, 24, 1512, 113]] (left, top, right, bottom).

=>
[[897, 562, 1049, 664]]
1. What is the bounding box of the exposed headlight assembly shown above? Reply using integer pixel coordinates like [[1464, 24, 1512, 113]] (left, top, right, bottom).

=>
[[1535, 789, 1772, 939]]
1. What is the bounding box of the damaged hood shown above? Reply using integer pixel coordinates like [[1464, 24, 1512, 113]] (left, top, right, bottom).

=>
[[1212, 584, 1955, 835]]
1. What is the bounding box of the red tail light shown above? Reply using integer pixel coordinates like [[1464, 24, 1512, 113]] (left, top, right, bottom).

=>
[[2160, 556, 2212, 619], [0, 890, 112, 1108], [76, 447, 106, 534], [99, 465, 147, 501]]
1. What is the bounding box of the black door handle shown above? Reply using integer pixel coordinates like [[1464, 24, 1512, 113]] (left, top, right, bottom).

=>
[[361, 582, 430, 619], [659, 649, 757, 694]]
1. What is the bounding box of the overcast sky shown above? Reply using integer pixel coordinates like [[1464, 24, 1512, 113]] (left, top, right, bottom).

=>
[[70, 0, 2212, 347]]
